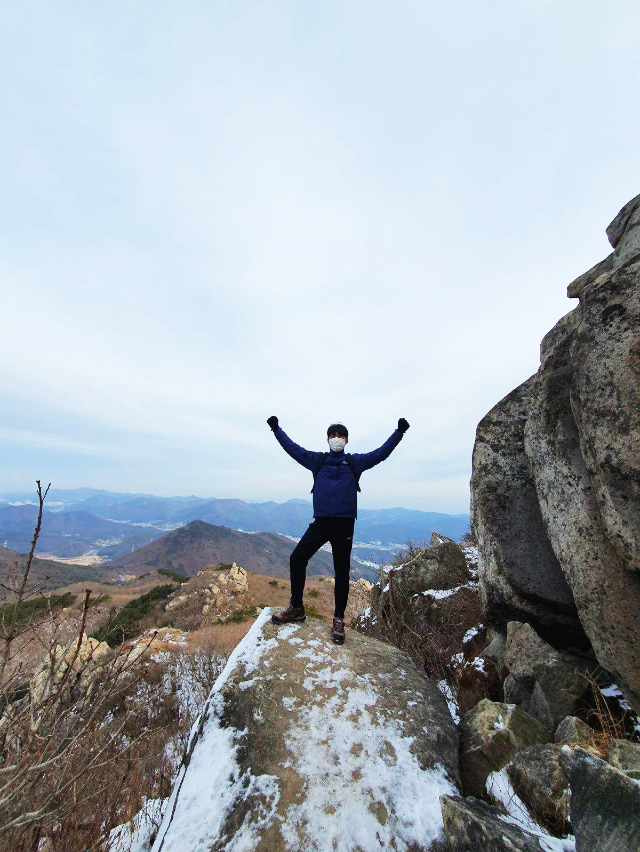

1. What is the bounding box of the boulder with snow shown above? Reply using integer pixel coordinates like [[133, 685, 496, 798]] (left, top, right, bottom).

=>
[[458, 699, 552, 797], [554, 716, 603, 753], [359, 536, 483, 694], [440, 795, 562, 852], [151, 609, 460, 852]]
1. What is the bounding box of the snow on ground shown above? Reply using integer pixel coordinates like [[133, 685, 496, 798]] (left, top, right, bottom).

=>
[[600, 683, 640, 735], [436, 680, 460, 725], [151, 608, 279, 852], [462, 625, 483, 643], [486, 770, 575, 851], [109, 798, 167, 852], [421, 585, 464, 599], [280, 655, 456, 851]]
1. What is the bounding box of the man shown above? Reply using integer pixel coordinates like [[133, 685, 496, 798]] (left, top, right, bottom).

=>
[[266, 416, 410, 643]]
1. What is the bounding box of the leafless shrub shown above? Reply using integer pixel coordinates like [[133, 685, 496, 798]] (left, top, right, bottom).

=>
[[0, 482, 221, 852]]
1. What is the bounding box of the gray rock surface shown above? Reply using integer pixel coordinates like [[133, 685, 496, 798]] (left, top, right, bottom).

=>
[[503, 621, 592, 729], [569, 256, 640, 575], [524, 266, 640, 709], [570, 746, 640, 852], [472, 194, 640, 713], [470, 378, 581, 640], [440, 795, 552, 852], [458, 698, 551, 797], [606, 191, 640, 266], [152, 609, 459, 852], [479, 631, 506, 671], [607, 738, 640, 780], [554, 716, 603, 752], [506, 744, 571, 834]]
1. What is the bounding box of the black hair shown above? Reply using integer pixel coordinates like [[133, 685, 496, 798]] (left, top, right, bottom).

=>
[[327, 423, 348, 438]]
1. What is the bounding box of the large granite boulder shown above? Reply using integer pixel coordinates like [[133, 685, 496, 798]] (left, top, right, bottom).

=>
[[151, 609, 459, 852], [524, 272, 640, 711], [570, 747, 640, 852], [472, 193, 640, 713], [470, 377, 582, 642], [458, 699, 551, 797]]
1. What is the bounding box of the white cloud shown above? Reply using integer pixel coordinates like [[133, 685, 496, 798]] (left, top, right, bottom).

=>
[[0, 1, 637, 511]]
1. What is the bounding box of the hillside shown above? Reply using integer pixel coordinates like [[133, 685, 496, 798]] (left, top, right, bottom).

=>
[[104, 520, 350, 579], [0, 546, 97, 591]]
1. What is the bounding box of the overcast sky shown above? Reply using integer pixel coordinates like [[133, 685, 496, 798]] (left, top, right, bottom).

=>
[[1, 1, 639, 512]]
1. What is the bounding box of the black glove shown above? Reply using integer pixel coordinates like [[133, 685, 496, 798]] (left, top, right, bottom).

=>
[[398, 418, 410, 433], [267, 415, 279, 432]]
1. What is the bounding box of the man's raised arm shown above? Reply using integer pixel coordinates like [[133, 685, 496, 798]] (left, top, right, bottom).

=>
[[353, 418, 410, 473], [267, 416, 320, 472]]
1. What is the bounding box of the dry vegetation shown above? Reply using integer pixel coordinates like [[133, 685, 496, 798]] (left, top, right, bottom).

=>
[[0, 484, 226, 852]]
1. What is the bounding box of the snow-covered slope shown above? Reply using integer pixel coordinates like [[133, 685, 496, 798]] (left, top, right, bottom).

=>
[[151, 608, 459, 852]]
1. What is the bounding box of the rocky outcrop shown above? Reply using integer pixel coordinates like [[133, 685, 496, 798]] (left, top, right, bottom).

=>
[[164, 562, 249, 620], [30, 632, 112, 709], [152, 608, 459, 852], [472, 194, 640, 712]]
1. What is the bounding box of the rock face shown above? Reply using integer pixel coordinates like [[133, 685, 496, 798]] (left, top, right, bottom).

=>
[[440, 795, 554, 852], [458, 699, 551, 797], [503, 621, 592, 730], [471, 378, 582, 642], [151, 609, 459, 852], [606, 738, 640, 780], [30, 632, 112, 709], [506, 744, 571, 834], [471, 194, 640, 712], [570, 747, 640, 852]]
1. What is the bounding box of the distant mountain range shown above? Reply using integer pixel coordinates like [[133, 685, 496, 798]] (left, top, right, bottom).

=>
[[0, 488, 470, 556], [0, 488, 470, 589]]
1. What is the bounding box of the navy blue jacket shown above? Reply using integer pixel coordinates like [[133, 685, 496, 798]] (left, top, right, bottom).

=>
[[273, 428, 404, 519]]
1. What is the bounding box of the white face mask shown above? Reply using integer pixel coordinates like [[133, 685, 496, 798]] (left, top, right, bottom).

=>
[[328, 437, 346, 452]]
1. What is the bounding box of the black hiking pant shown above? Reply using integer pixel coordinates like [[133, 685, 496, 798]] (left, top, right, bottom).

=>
[[290, 517, 355, 618]]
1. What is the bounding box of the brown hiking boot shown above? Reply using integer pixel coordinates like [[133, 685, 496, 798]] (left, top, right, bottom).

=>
[[271, 601, 306, 624], [331, 617, 345, 644]]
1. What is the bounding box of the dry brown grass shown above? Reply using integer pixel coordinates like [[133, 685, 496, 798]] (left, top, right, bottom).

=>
[[578, 670, 631, 754]]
